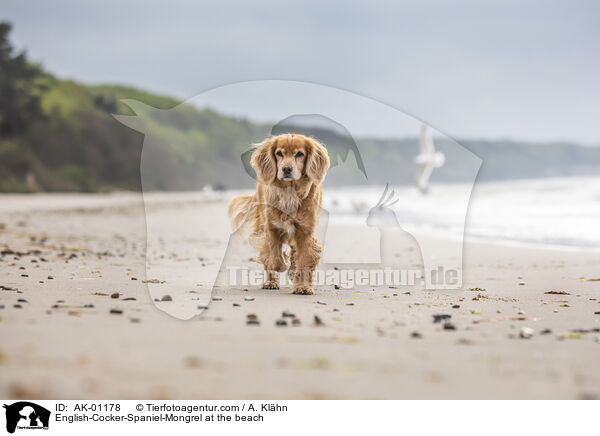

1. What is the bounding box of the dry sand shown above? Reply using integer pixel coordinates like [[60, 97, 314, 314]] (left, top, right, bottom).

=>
[[0, 192, 599, 399]]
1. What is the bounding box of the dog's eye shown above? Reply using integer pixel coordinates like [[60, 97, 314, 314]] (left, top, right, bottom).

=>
[[276, 151, 283, 157], [295, 151, 304, 158]]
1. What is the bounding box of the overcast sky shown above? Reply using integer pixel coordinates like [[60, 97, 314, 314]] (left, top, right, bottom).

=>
[[4, 0, 600, 143]]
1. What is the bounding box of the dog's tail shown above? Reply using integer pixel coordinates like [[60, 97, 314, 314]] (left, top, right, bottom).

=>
[[228, 194, 256, 236]]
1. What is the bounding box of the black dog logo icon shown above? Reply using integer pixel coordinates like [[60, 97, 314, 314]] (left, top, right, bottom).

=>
[[3, 402, 50, 434]]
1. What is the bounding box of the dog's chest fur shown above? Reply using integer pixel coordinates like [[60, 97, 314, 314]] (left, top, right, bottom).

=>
[[266, 182, 313, 238]]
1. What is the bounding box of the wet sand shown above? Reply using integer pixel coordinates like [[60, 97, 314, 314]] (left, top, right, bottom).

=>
[[0, 192, 599, 399]]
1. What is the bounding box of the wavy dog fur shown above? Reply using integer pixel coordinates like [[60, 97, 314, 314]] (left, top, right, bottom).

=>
[[228, 133, 330, 294]]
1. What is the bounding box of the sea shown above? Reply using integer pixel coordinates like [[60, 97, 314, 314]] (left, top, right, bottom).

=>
[[319, 176, 600, 251]]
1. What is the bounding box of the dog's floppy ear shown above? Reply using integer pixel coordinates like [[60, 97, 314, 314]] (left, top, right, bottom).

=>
[[305, 137, 330, 184], [251, 137, 277, 184]]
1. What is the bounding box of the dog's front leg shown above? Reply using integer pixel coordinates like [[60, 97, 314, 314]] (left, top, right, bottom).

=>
[[260, 225, 287, 289], [291, 231, 321, 295]]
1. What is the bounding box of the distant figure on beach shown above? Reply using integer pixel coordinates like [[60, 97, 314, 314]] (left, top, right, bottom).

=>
[[415, 124, 445, 194]]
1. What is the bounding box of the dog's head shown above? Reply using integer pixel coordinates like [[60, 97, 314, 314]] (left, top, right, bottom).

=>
[[251, 133, 330, 184]]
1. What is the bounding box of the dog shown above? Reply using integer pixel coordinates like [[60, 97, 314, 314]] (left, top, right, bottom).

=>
[[228, 133, 330, 294]]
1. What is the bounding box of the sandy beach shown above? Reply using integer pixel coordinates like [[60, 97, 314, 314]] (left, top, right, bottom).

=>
[[0, 192, 599, 400]]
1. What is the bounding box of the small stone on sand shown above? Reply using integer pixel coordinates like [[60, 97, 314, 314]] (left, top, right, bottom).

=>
[[519, 327, 534, 339], [433, 313, 451, 323]]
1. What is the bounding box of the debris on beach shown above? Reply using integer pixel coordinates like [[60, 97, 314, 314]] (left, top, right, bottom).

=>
[[0, 285, 18, 291], [109, 309, 123, 315], [432, 313, 451, 323], [246, 314, 260, 326], [110, 292, 120, 299], [142, 278, 166, 284], [519, 327, 534, 339], [443, 322, 457, 330], [570, 328, 600, 334], [313, 315, 324, 326], [161, 295, 173, 302], [545, 291, 570, 295], [244, 296, 254, 301], [466, 287, 486, 292], [410, 331, 422, 339], [282, 311, 295, 318], [558, 332, 583, 340], [292, 318, 301, 326], [212, 296, 223, 301], [275, 319, 287, 327], [477, 316, 531, 323]]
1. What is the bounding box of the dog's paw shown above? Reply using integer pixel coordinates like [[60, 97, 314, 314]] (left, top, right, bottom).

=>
[[262, 280, 280, 290], [292, 285, 314, 295]]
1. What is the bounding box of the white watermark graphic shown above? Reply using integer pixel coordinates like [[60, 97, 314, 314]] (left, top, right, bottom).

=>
[[227, 266, 460, 288]]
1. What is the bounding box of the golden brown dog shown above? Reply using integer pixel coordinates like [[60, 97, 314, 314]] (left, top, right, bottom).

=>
[[228, 133, 330, 294]]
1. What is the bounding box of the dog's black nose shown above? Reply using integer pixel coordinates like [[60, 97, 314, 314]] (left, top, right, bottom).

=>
[[282, 166, 293, 175]]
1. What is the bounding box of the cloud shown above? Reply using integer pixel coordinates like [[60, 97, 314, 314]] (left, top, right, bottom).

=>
[[3, 0, 600, 143]]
